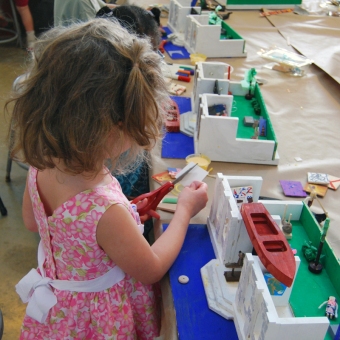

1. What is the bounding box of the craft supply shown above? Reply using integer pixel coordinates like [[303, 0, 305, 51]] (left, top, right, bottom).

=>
[[169, 83, 186, 96], [280, 180, 307, 197], [170, 74, 190, 82], [162, 197, 178, 204], [179, 66, 195, 75], [171, 183, 184, 196], [176, 69, 191, 76], [304, 183, 328, 198], [190, 53, 207, 65], [185, 154, 211, 170], [131, 163, 197, 220], [167, 167, 182, 178], [232, 186, 253, 209], [178, 275, 189, 284], [175, 161, 209, 188], [328, 174, 340, 190], [307, 172, 329, 185], [161, 62, 191, 82], [258, 47, 313, 77]]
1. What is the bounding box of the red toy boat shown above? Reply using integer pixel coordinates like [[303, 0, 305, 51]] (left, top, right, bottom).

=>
[[240, 203, 296, 287]]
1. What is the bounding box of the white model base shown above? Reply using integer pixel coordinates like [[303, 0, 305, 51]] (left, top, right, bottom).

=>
[[201, 259, 237, 320]]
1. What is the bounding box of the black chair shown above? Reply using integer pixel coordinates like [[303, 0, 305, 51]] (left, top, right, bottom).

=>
[[0, 307, 3, 339], [0, 0, 23, 48], [0, 196, 7, 216]]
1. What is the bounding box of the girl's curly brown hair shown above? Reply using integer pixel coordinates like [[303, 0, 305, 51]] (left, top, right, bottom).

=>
[[7, 18, 170, 176]]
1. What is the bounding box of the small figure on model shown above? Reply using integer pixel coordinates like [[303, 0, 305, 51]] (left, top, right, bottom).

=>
[[319, 296, 338, 319], [237, 251, 245, 266], [281, 205, 292, 239]]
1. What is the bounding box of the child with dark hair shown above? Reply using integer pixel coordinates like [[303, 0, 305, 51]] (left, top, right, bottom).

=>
[[97, 5, 161, 51], [9, 19, 208, 339], [148, 6, 167, 36], [97, 5, 164, 241]]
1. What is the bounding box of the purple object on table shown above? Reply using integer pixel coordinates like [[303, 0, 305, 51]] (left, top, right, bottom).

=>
[[280, 180, 307, 197]]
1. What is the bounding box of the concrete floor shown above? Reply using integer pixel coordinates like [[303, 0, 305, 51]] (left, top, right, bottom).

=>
[[0, 42, 40, 339]]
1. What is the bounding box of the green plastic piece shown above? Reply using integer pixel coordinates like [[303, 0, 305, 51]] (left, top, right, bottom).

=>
[[162, 198, 178, 204]]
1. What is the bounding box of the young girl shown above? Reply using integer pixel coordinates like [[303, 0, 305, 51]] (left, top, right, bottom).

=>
[[10, 19, 208, 339]]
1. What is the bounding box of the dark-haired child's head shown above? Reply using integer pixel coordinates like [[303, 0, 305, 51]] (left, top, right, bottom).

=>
[[108, 5, 161, 51]]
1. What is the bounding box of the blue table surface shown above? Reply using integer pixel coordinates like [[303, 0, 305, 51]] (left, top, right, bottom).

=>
[[163, 224, 238, 340]]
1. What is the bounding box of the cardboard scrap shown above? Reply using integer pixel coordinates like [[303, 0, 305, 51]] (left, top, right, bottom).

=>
[[327, 174, 340, 190], [304, 183, 328, 197], [307, 172, 329, 185], [280, 180, 307, 197], [231, 186, 253, 209], [152, 171, 173, 185]]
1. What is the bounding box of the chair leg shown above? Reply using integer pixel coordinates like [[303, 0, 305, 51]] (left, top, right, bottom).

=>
[[5, 151, 12, 183], [0, 308, 3, 339], [0, 196, 7, 216], [9, 0, 23, 49]]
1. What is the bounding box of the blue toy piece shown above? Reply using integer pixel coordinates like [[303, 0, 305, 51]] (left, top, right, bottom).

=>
[[259, 117, 267, 137]]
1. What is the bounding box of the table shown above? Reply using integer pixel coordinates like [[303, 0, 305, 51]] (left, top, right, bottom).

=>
[[163, 223, 238, 340], [154, 9, 340, 339]]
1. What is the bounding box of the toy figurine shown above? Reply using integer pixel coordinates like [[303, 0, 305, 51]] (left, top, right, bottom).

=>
[[281, 208, 292, 240], [237, 251, 245, 266], [319, 296, 338, 319], [225, 250, 245, 282]]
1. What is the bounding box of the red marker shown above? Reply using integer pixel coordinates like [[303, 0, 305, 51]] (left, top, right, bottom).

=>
[[171, 75, 190, 82]]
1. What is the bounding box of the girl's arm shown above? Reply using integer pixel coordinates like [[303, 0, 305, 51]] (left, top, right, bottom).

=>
[[97, 181, 208, 285], [22, 178, 39, 232]]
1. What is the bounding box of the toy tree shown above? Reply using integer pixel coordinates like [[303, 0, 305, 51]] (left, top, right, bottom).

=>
[[308, 218, 330, 274]]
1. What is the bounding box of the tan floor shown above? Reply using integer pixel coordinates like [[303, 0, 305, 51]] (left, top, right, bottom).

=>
[[0, 43, 39, 340]]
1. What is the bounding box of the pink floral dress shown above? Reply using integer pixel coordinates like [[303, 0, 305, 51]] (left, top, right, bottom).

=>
[[20, 167, 160, 340]]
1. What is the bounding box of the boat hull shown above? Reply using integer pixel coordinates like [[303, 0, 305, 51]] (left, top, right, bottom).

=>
[[240, 202, 296, 287]]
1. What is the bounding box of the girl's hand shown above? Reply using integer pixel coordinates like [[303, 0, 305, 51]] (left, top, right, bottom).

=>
[[177, 181, 208, 218]]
